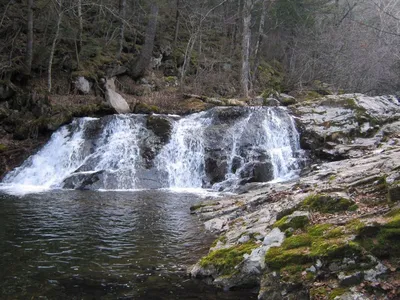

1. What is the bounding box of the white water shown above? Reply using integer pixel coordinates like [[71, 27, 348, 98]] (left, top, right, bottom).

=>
[[76, 115, 146, 189], [1, 108, 304, 193], [2, 118, 94, 188], [156, 112, 212, 188]]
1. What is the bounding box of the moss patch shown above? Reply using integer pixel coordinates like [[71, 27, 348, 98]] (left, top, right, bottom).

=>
[[302, 194, 356, 213], [266, 221, 365, 271], [273, 214, 309, 231], [200, 241, 258, 275], [356, 211, 400, 259]]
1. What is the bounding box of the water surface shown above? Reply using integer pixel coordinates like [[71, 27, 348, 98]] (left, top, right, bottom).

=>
[[0, 190, 256, 299]]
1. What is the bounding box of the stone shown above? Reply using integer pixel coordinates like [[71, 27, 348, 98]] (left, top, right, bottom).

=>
[[364, 262, 387, 282], [204, 217, 227, 232], [226, 99, 246, 107], [62, 170, 105, 190], [239, 161, 274, 183], [238, 235, 250, 244], [104, 78, 130, 114], [74, 76, 91, 94], [388, 182, 400, 202], [278, 93, 296, 106], [338, 271, 363, 287], [263, 228, 285, 247], [264, 98, 280, 107], [248, 96, 264, 106]]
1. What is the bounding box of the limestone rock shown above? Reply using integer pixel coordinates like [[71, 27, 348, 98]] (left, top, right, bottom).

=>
[[104, 78, 130, 114], [74, 76, 91, 94]]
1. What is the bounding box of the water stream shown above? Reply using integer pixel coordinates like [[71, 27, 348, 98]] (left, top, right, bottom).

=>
[[0, 107, 304, 299]]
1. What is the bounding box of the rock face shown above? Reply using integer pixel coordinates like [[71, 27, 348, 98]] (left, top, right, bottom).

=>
[[190, 93, 400, 299], [104, 78, 131, 114], [292, 94, 400, 160]]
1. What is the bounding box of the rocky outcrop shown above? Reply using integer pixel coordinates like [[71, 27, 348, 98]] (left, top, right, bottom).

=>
[[190, 94, 400, 299], [291, 94, 400, 160], [104, 78, 131, 114]]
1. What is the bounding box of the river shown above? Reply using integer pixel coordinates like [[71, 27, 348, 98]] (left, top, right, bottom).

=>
[[0, 189, 256, 299]]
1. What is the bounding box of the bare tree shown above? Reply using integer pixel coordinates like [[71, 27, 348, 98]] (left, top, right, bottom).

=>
[[25, 0, 34, 75], [130, 2, 159, 79], [48, 0, 63, 92], [117, 0, 126, 57], [241, 0, 252, 97]]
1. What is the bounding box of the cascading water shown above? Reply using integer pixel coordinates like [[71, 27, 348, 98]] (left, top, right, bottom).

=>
[[155, 112, 212, 188], [1, 107, 304, 192], [2, 118, 95, 188]]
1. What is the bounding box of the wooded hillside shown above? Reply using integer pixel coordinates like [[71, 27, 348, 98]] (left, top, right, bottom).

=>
[[0, 0, 399, 99]]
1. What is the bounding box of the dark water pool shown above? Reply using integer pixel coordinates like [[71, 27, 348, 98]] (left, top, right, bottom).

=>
[[0, 190, 256, 299]]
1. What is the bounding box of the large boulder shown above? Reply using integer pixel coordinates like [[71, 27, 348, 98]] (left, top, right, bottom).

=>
[[104, 78, 131, 114], [74, 76, 91, 94]]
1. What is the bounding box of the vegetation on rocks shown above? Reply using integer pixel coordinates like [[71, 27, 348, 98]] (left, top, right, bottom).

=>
[[199, 241, 258, 276]]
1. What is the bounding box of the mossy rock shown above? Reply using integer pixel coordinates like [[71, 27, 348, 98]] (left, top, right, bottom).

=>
[[266, 220, 366, 271], [199, 241, 258, 276], [134, 103, 160, 114], [388, 181, 400, 202], [311, 287, 348, 300], [146, 115, 172, 143], [273, 211, 310, 231], [302, 194, 357, 213], [356, 210, 400, 259]]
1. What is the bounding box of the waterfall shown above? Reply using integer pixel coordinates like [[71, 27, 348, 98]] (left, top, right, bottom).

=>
[[2, 118, 94, 188], [1, 107, 304, 192], [155, 112, 212, 188]]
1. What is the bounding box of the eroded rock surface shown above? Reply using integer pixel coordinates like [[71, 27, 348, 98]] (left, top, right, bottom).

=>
[[190, 94, 400, 299]]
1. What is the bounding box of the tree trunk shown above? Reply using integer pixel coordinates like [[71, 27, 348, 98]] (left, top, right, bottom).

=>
[[130, 2, 159, 79], [252, 0, 267, 81], [25, 0, 34, 75], [48, 5, 63, 93], [77, 0, 82, 53], [117, 0, 126, 57], [241, 0, 251, 98], [174, 0, 180, 48]]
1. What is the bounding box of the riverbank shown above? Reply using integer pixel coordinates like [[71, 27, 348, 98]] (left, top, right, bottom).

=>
[[189, 94, 400, 299]]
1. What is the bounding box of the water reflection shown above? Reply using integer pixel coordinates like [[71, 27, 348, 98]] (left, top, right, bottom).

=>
[[0, 190, 256, 299]]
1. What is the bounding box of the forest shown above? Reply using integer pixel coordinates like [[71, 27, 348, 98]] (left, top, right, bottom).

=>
[[1, 0, 399, 102]]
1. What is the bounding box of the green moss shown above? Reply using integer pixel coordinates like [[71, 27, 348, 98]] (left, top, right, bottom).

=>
[[281, 234, 312, 249], [200, 242, 258, 275], [0, 144, 7, 152], [258, 60, 284, 94], [273, 214, 309, 231], [329, 288, 348, 299], [308, 224, 331, 237], [386, 211, 400, 227], [211, 235, 227, 248], [310, 240, 362, 259], [325, 227, 344, 238], [164, 76, 177, 83], [265, 246, 311, 269], [310, 286, 330, 298], [346, 219, 365, 234], [302, 194, 356, 213], [280, 264, 313, 283], [134, 103, 160, 114]]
